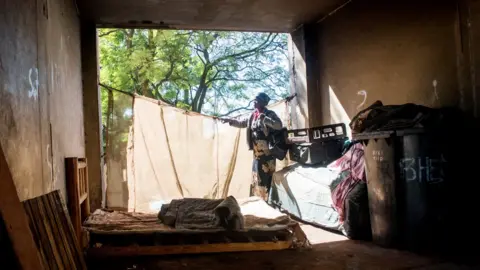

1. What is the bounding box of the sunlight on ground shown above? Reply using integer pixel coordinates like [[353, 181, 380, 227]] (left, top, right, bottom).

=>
[[301, 224, 348, 244], [149, 200, 168, 212], [329, 85, 352, 137]]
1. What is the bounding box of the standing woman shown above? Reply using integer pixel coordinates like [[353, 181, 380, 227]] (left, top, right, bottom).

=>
[[220, 93, 283, 201]]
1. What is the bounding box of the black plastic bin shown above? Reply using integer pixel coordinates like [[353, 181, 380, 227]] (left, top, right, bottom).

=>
[[289, 138, 346, 166], [354, 129, 449, 251]]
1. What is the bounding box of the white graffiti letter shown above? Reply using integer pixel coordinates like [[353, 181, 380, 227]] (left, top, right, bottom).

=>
[[400, 158, 416, 182], [357, 90, 367, 111], [28, 68, 39, 100], [432, 79, 439, 104]]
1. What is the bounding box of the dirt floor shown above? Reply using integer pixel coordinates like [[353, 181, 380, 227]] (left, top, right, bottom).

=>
[[87, 224, 478, 270]]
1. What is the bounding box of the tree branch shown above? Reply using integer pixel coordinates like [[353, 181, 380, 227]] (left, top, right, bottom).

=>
[[195, 46, 206, 65], [212, 33, 276, 65], [99, 30, 120, 37], [151, 89, 174, 106], [99, 83, 134, 96], [218, 100, 255, 117], [152, 60, 175, 91]]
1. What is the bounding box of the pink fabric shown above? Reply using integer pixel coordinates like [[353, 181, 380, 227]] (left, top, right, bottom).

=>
[[253, 109, 260, 121], [328, 143, 365, 221]]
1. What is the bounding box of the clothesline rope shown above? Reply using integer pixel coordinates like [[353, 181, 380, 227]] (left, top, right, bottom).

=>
[[99, 82, 296, 120]]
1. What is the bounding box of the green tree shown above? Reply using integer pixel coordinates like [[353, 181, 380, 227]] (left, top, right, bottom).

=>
[[99, 29, 289, 116]]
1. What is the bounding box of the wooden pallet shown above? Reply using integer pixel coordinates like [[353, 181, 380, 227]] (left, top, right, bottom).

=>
[[23, 191, 87, 270], [88, 241, 292, 257], [87, 228, 294, 257]]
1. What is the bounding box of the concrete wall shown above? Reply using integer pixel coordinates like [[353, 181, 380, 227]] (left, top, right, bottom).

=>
[[0, 0, 84, 201], [288, 28, 309, 129], [469, 0, 480, 117], [312, 0, 465, 127], [46, 0, 85, 200]]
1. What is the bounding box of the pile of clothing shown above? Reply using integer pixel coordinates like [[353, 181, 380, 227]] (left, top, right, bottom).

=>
[[349, 100, 471, 134], [328, 142, 371, 240], [158, 196, 244, 230]]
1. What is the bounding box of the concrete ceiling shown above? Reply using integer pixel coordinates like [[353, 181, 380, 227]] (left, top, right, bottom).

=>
[[77, 0, 345, 32]]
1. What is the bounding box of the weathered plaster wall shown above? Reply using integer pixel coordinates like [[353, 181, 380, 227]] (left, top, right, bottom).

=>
[[0, 0, 44, 200], [0, 0, 84, 201], [46, 0, 85, 198], [313, 0, 463, 127], [288, 28, 309, 129]]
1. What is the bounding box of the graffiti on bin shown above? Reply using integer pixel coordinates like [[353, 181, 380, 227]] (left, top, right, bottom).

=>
[[372, 150, 384, 161], [371, 150, 395, 181], [399, 155, 447, 184]]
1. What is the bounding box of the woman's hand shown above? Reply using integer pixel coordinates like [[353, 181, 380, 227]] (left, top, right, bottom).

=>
[[216, 117, 232, 124]]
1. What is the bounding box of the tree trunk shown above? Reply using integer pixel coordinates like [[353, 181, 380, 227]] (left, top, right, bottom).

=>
[[192, 66, 211, 112], [141, 79, 151, 97], [105, 90, 114, 157], [143, 30, 156, 98], [125, 29, 135, 50], [104, 89, 114, 205], [183, 89, 189, 105], [196, 84, 208, 112]]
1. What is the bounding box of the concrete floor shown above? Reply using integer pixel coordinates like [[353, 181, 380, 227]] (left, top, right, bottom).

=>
[[87, 224, 477, 270]]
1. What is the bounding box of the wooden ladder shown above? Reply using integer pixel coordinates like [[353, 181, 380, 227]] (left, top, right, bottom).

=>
[[66, 157, 91, 245]]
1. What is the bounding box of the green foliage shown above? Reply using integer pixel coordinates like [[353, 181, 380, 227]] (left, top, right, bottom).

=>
[[98, 29, 289, 115], [99, 29, 289, 161]]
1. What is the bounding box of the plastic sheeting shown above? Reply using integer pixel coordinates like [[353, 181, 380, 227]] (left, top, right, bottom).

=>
[[269, 143, 372, 239], [127, 96, 289, 213], [269, 163, 342, 231], [104, 90, 134, 209]]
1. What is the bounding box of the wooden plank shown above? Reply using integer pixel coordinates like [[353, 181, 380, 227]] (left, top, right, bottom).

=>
[[0, 145, 43, 270], [79, 193, 88, 204], [78, 169, 83, 197], [87, 241, 293, 257], [25, 200, 57, 270], [84, 163, 91, 214], [24, 191, 87, 270], [42, 195, 74, 269], [51, 192, 87, 270], [0, 215, 21, 268], [66, 157, 91, 245], [35, 195, 65, 269], [66, 158, 82, 242], [23, 203, 49, 268], [48, 192, 84, 269]]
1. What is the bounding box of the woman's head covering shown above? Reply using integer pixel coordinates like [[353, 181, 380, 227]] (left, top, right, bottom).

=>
[[255, 92, 271, 105]]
